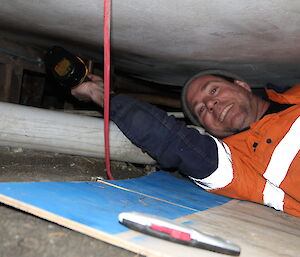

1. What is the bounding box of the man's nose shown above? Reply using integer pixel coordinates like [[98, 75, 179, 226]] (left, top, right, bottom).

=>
[[206, 98, 218, 112]]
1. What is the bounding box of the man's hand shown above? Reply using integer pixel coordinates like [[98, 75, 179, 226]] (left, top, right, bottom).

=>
[[71, 73, 104, 107]]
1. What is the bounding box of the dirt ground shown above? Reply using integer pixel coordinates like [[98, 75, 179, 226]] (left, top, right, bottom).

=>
[[0, 146, 153, 257]]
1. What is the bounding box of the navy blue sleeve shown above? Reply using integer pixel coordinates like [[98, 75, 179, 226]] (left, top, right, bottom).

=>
[[110, 94, 218, 179]]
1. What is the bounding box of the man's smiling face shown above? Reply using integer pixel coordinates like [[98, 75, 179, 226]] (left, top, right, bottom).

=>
[[186, 75, 257, 138]]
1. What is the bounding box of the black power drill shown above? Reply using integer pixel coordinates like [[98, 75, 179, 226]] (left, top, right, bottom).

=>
[[44, 46, 89, 89]]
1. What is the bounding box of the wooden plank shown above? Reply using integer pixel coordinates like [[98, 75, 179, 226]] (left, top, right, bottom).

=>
[[0, 171, 299, 257], [117, 200, 300, 257], [0, 63, 22, 103]]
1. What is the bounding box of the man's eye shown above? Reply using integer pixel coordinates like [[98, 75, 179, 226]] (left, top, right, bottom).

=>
[[211, 88, 217, 94]]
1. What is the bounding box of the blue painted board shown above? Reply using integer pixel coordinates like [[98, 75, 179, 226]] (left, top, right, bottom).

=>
[[0, 171, 231, 235], [110, 171, 231, 210]]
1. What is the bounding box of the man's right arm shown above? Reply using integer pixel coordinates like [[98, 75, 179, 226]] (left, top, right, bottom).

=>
[[71, 76, 223, 181]]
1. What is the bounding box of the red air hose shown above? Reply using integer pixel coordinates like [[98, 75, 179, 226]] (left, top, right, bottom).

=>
[[103, 0, 114, 180]]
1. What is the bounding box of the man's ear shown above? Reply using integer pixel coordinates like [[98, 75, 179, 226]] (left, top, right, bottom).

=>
[[234, 80, 252, 92]]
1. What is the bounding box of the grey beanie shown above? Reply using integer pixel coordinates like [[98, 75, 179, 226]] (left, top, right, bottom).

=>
[[181, 69, 245, 126]]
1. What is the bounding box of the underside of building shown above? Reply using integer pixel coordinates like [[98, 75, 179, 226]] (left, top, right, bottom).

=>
[[0, 1, 299, 257]]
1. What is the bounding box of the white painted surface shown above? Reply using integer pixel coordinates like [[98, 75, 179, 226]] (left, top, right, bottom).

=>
[[0, 101, 155, 164], [1, 1, 300, 87]]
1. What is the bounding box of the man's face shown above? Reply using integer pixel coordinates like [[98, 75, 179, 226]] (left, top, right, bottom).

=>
[[186, 75, 257, 138]]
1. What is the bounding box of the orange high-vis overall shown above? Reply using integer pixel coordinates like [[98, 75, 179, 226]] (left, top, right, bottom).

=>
[[192, 84, 300, 217]]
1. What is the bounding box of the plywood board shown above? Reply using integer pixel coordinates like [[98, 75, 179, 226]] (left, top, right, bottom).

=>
[[0, 171, 299, 257]]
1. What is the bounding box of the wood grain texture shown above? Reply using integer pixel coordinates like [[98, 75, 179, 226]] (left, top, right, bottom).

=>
[[0, 171, 299, 257]]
